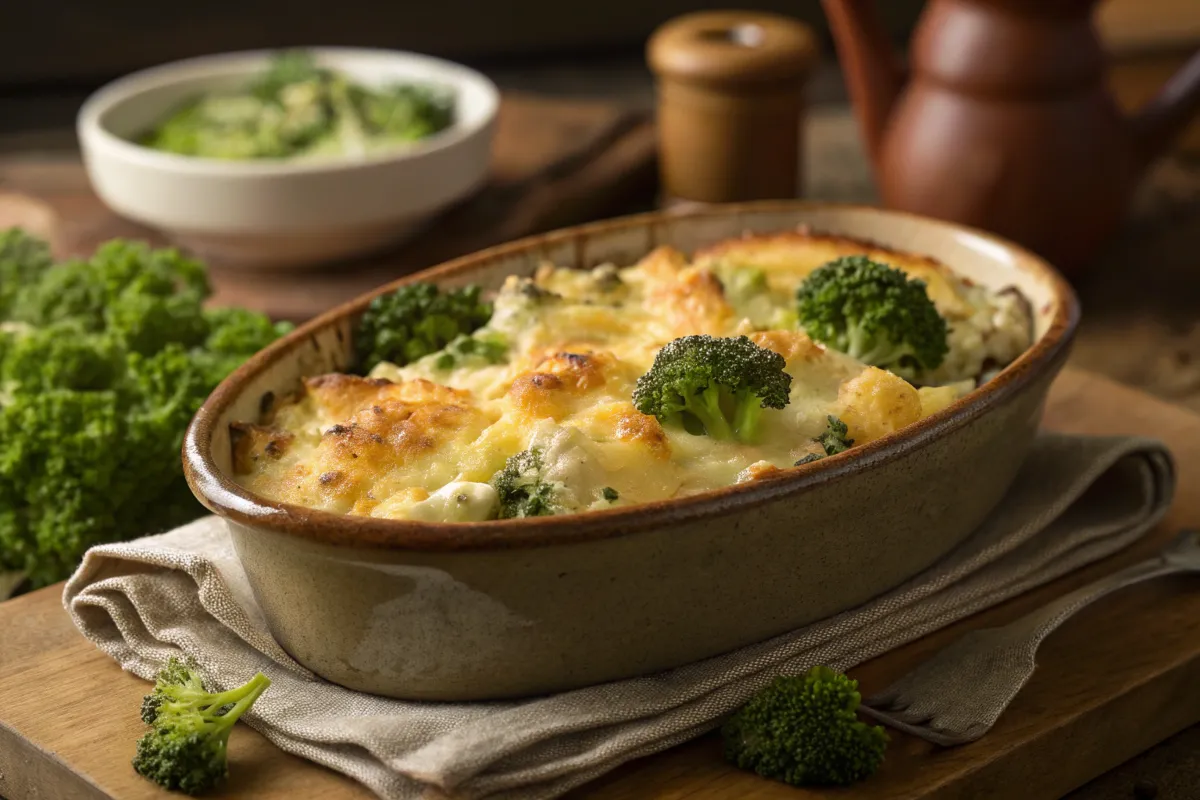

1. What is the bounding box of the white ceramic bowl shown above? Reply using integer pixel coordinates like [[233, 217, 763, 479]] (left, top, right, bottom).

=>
[[77, 48, 499, 270]]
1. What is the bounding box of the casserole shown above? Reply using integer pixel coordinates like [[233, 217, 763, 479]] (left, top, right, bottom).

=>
[[184, 202, 1078, 700]]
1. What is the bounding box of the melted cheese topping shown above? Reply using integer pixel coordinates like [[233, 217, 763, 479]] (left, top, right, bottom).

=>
[[232, 234, 1033, 522]]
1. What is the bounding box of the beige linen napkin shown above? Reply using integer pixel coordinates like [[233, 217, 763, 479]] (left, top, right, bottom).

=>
[[64, 433, 1173, 800]]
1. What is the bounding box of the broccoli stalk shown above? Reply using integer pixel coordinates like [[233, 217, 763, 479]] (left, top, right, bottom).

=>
[[723, 665, 888, 787], [133, 657, 271, 796], [795, 256, 949, 379], [355, 282, 493, 373], [632, 335, 792, 444], [490, 448, 565, 518]]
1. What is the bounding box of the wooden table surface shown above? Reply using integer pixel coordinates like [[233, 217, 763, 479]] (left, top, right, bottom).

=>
[[2, 368, 1199, 800]]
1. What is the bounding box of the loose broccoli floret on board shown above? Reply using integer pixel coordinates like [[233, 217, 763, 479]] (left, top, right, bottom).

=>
[[355, 282, 493, 373], [133, 657, 271, 795], [490, 448, 566, 519], [795, 256, 948, 379], [723, 665, 888, 787], [632, 335, 792, 444]]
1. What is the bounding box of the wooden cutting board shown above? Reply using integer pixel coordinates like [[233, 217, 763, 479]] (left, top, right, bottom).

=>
[[0, 92, 657, 322], [1, 366, 1199, 800]]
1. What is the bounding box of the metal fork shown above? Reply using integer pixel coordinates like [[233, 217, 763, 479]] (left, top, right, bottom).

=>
[[859, 529, 1200, 746]]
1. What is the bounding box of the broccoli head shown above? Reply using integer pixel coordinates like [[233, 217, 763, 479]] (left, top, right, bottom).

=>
[[795, 256, 949, 379], [355, 282, 492, 373], [490, 448, 565, 519], [633, 335, 792, 444], [723, 665, 888, 787], [134, 657, 271, 795], [0, 232, 292, 589], [0, 228, 54, 318]]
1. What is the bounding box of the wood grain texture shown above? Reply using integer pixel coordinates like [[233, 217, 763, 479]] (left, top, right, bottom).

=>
[[0, 92, 657, 322], [1098, 0, 1200, 54], [0, 368, 1198, 800]]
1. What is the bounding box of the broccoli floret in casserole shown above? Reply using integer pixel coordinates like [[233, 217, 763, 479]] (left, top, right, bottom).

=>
[[816, 414, 853, 456], [795, 256, 949, 379], [633, 335, 792, 444], [723, 265, 769, 304], [490, 448, 568, 519], [355, 282, 493, 373], [794, 415, 855, 466], [723, 665, 888, 787]]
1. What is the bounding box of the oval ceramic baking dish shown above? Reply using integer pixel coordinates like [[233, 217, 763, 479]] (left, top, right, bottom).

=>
[[183, 202, 1078, 701]]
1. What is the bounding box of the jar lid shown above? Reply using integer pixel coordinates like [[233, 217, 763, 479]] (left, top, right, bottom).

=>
[[647, 10, 820, 87]]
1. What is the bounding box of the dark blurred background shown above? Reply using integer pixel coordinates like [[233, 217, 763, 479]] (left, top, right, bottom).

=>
[[2, 0, 1198, 152], [0, 1, 924, 84]]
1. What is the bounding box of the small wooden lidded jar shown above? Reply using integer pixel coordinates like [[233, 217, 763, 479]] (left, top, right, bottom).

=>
[[648, 11, 819, 206]]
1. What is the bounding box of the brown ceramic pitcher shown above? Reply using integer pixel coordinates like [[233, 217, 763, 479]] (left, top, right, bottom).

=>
[[823, 0, 1200, 273]]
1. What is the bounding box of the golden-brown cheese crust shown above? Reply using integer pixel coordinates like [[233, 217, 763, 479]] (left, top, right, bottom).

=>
[[230, 423, 293, 475], [240, 373, 494, 515], [506, 351, 634, 421], [748, 330, 824, 363], [651, 266, 733, 337]]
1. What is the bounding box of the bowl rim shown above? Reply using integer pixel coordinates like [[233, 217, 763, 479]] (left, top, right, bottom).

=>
[[182, 200, 1080, 552], [76, 46, 500, 178]]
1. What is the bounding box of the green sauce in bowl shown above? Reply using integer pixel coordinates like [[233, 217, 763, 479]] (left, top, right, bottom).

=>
[[139, 50, 456, 161]]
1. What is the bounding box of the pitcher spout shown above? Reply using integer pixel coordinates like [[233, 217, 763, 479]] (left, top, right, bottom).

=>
[[820, 0, 906, 167]]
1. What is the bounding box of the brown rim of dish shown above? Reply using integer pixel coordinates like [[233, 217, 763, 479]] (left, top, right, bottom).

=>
[[182, 199, 1079, 552]]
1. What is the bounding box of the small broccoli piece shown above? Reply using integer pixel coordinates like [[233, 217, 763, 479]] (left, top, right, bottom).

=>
[[432, 331, 509, 371], [133, 657, 271, 796], [633, 335, 792, 444], [602, 486, 619, 502], [816, 415, 853, 456], [590, 264, 624, 293], [723, 665, 887, 787], [724, 266, 768, 303], [793, 415, 855, 467], [355, 282, 492, 373], [514, 277, 560, 302], [490, 448, 566, 519], [795, 256, 949, 379]]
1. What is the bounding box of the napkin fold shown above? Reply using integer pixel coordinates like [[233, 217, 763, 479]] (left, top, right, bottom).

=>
[[64, 433, 1174, 800]]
